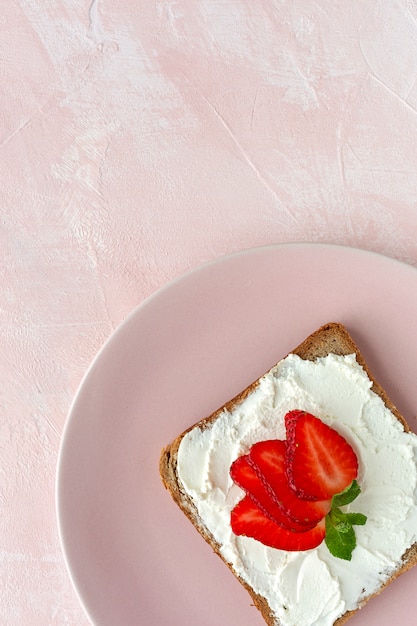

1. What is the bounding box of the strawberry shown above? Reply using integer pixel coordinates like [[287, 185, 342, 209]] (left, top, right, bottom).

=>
[[230, 454, 317, 532], [229, 410, 365, 559], [231, 496, 326, 551], [285, 410, 358, 500], [249, 440, 331, 524]]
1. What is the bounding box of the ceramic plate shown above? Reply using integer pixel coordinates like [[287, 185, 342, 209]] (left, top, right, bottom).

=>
[[56, 243, 417, 625]]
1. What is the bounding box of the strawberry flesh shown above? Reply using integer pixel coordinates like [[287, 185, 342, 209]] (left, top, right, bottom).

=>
[[230, 454, 318, 532], [229, 410, 360, 553], [285, 410, 358, 500], [231, 496, 326, 551], [249, 440, 331, 524]]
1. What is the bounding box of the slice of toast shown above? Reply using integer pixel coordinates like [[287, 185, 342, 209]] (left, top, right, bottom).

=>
[[159, 322, 417, 626]]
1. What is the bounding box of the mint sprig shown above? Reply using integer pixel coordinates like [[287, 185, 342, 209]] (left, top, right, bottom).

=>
[[324, 480, 367, 561]]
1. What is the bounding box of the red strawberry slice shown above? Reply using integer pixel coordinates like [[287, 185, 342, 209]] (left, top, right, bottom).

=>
[[249, 440, 331, 525], [285, 410, 358, 500], [230, 455, 317, 532], [231, 496, 326, 551]]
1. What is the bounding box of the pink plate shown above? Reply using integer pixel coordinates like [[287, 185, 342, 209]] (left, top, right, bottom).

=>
[[56, 243, 417, 626]]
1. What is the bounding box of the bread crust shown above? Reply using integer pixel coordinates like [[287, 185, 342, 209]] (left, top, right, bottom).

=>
[[159, 322, 417, 626]]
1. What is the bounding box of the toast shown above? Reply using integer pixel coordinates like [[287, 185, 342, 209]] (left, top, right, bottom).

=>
[[159, 322, 417, 626]]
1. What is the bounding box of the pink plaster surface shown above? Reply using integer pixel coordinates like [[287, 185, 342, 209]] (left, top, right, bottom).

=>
[[2, 1, 417, 624]]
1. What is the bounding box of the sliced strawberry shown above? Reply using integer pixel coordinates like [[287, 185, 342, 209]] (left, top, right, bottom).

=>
[[249, 440, 331, 525], [285, 410, 358, 500], [231, 496, 326, 551], [230, 455, 317, 532]]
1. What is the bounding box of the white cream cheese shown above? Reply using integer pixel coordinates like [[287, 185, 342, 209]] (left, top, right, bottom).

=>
[[177, 353, 417, 626]]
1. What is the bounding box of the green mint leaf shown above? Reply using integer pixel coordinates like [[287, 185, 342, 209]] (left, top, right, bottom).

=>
[[331, 480, 361, 507], [324, 490, 367, 560], [328, 507, 344, 523], [328, 507, 352, 533], [325, 515, 356, 561], [333, 520, 352, 533], [345, 512, 367, 526]]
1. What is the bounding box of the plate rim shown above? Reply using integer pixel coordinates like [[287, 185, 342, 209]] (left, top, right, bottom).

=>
[[55, 241, 417, 624]]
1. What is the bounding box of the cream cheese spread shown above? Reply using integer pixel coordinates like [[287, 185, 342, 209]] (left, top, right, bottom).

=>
[[177, 353, 417, 626]]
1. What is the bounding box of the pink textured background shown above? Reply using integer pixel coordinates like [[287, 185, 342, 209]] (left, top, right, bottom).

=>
[[2, 1, 417, 624]]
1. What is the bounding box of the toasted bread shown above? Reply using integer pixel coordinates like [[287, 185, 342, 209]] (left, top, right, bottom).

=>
[[159, 322, 417, 626]]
